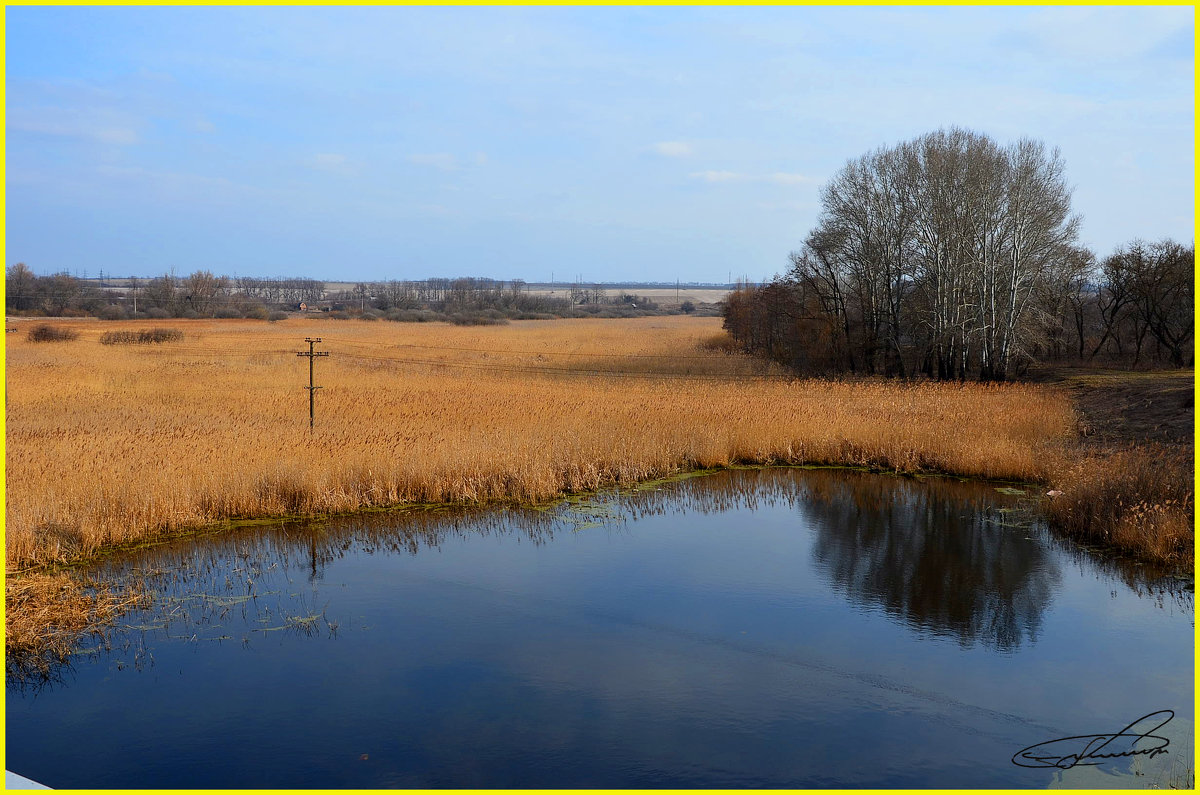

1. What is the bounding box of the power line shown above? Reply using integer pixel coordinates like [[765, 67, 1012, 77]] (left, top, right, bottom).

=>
[[296, 338, 329, 431]]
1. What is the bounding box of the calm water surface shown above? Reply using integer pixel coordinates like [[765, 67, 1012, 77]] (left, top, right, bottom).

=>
[[6, 468, 1194, 788]]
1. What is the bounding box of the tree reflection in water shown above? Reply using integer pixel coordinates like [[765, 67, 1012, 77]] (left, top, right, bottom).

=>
[[92, 466, 1180, 658], [797, 470, 1060, 651]]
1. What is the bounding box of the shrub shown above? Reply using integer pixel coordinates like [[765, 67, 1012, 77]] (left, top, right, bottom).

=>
[[449, 312, 510, 326], [145, 308, 170, 319], [180, 310, 200, 320], [244, 305, 270, 321], [387, 309, 446, 323], [97, 305, 127, 321], [699, 332, 740, 354], [213, 307, 243, 319], [99, 328, 184, 345], [267, 311, 289, 322], [26, 325, 78, 343]]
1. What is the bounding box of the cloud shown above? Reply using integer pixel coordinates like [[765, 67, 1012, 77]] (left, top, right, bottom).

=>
[[308, 152, 357, 175], [8, 106, 140, 145], [755, 200, 818, 212], [407, 152, 458, 171], [689, 170, 820, 185], [690, 170, 744, 182], [94, 164, 259, 205], [765, 172, 820, 185], [652, 141, 693, 157]]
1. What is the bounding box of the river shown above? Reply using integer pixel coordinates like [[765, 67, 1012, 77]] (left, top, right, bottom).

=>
[[6, 468, 1193, 788]]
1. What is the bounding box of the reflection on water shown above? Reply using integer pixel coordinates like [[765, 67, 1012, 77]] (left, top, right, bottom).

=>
[[7, 467, 1193, 789], [801, 472, 1059, 650]]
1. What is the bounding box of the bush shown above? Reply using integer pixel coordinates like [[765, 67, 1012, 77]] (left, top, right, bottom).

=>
[[180, 310, 200, 320], [360, 309, 382, 321], [213, 307, 243, 319], [96, 305, 127, 321], [386, 309, 446, 323], [326, 311, 350, 320], [145, 308, 170, 319], [244, 305, 270, 321], [699, 332, 740, 354], [267, 311, 289, 322], [99, 328, 184, 345], [26, 325, 78, 343], [449, 312, 510, 326]]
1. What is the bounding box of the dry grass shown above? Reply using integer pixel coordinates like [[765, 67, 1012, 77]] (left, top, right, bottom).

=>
[[1045, 445, 1194, 570], [5, 315, 1080, 568], [5, 572, 148, 680]]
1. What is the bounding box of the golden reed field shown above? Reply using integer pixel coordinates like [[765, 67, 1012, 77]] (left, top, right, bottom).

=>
[[6, 315, 1081, 569]]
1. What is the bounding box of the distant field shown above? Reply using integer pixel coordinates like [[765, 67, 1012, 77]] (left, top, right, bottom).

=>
[[265, 282, 732, 306], [72, 279, 734, 308], [524, 286, 731, 306], [5, 315, 1079, 569]]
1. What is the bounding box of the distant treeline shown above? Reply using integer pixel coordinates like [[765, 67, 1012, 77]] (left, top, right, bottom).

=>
[[723, 129, 1193, 378], [4, 268, 714, 322]]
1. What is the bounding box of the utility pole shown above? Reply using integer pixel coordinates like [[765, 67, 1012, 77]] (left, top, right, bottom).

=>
[[296, 337, 329, 431]]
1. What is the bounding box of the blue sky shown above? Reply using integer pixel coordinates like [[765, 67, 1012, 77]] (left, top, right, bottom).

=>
[[6, 6, 1193, 283]]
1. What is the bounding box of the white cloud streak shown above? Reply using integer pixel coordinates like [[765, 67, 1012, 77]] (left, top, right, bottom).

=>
[[407, 152, 458, 170], [652, 141, 693, 157], [689, 170, 820, 185], [8, 106, 140, 145]]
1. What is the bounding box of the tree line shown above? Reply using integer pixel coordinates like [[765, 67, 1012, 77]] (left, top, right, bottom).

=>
[[4, 268, 701, 322], [723, 128, 1193, 378]]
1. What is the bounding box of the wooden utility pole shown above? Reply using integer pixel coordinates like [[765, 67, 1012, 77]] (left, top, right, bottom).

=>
[[296, 337, 329, 431]]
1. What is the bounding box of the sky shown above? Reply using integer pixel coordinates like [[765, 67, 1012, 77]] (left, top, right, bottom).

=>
[[5, 6, 1194, 284]]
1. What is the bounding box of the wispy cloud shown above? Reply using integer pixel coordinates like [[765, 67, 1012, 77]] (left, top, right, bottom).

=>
[[307, 152, 357, 176], [690, 170, 819, 185], [8, 106, 140, 145], [690, 170, 742, 182], [765, 172, 820, 185], [652, 141, 693, 157], [407, 152, 458, 171]]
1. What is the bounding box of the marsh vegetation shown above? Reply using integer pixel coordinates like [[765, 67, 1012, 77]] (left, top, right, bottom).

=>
[[5, 316, 1077, 568]]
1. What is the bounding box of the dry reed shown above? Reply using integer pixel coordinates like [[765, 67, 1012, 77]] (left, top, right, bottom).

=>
[[5, 316, 1080, 568], [1045, 444, 1194, 569], [5, 572, 148, 680]]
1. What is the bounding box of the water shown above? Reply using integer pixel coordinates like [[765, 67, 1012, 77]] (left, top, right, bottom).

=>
[[6, 468, 1193, 788]]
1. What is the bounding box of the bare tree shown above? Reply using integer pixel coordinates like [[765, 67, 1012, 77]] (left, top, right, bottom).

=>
[[183, 270, 229, 316], [728, 128, 1082, 381]]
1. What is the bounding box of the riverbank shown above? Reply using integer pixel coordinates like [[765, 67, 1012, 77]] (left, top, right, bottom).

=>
[[6, 316, 1077, 567], [1028, 367, 1194, 573], [4, 318, 1191, 675]]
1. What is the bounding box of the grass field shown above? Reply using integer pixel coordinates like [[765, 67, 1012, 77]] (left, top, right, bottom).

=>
[[6, 315, 1081, 569]]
